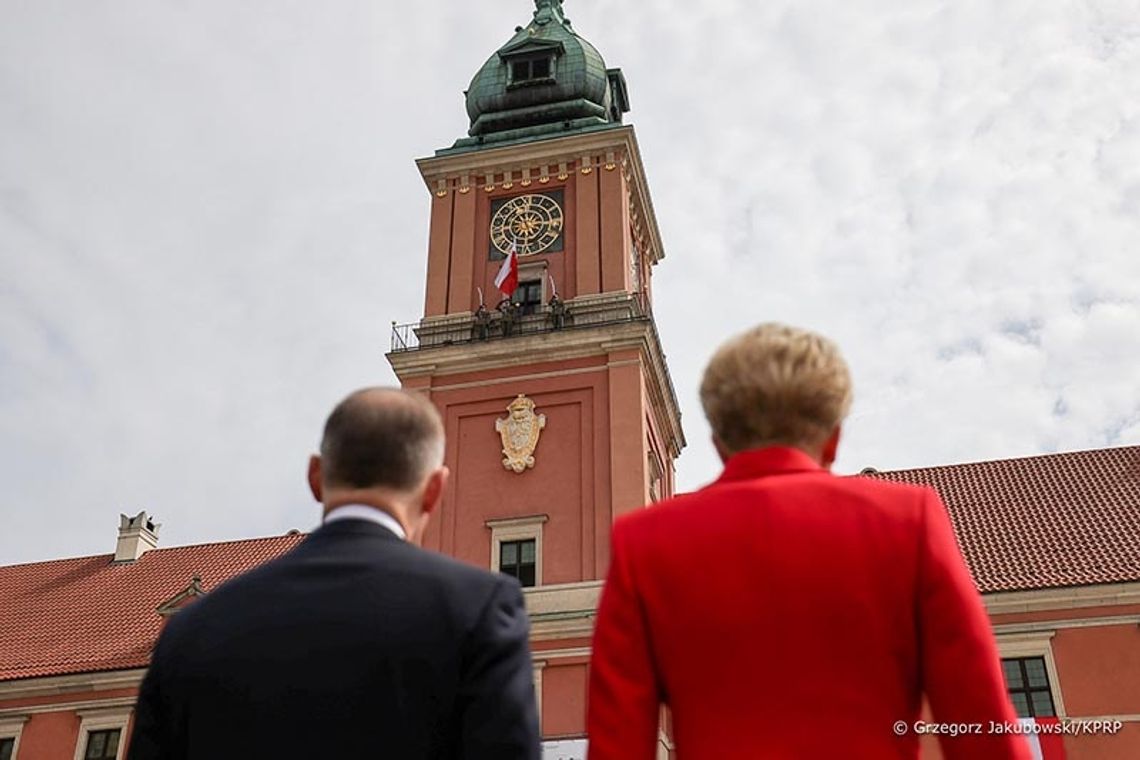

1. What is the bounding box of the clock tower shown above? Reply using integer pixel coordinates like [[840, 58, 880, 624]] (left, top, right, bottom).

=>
[[388, 0, 683, 752]]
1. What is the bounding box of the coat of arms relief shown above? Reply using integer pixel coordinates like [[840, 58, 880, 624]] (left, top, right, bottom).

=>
[[495, 394, 546, 473]]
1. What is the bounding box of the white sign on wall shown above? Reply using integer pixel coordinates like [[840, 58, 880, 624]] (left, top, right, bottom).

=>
[[542, 738, 587, 760]]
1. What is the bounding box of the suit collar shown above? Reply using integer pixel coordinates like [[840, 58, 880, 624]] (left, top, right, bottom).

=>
[[713, 446, 825, 485]]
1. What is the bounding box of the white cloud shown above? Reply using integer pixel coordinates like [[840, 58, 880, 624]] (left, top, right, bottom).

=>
[[1, 0, 1138, 563]]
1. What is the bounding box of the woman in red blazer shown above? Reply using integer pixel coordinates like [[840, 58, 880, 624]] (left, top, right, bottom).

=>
[[588, 324, 1030, 760]]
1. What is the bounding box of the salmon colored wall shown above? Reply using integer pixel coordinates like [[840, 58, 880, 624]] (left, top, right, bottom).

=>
[[418, 349, 656, 580], [14, 710, 80, 760], [424, 192, 454, 316], [1053, 623, 1140, 716], [543, 663, 588, 738], [448, 391, 591, 584], [447, 188, 477, 314], [607, 350, 648, 521], [1066, 725, 1140, 760], [419, 350, 665, 576], [599, 168, 630, 294], [575, 170, 601, 296]]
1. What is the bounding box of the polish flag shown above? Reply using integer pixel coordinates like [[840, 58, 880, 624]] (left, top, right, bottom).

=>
[[494, 242, 519, 296], [1021, 718, 1066, 760]]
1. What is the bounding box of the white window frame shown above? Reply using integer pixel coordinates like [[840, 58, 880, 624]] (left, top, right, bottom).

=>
[[997, 631, 1067, 718], [73, 706, 131, 760], [0, 716, 28, 760], [486, 515, 548, 588]]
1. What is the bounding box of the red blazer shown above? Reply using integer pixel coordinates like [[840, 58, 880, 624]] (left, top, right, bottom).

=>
[[588, 447, 1030, 760]]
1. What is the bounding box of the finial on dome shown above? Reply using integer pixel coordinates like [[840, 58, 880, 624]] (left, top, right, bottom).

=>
[[533, 0, 569, 27]]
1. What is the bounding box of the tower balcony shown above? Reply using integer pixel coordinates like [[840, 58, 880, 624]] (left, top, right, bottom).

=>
[[389, 291, 653, 353]]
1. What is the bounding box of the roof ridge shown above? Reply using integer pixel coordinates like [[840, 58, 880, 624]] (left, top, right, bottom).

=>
[[1, 531, 307, 571], [867, 443, 1140, 477], [142, 531, 308, 556]]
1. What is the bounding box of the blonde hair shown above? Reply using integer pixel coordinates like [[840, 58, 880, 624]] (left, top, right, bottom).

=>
[[700, 323, 853, 454]]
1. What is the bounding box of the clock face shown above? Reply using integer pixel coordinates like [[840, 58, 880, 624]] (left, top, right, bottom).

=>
[[489, 192, 565, 257]]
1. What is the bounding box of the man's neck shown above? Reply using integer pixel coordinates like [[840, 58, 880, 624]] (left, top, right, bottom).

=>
[[321, 491, 412, 539], [324, 504, 407, 540]]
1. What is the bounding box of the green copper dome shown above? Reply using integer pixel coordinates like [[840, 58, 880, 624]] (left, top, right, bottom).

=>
[[451, 0, 630, 151]]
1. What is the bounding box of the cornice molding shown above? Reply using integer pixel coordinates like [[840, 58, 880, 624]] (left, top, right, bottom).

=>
[[524, 581, 601, 614], [417, 127, 633, 185], [993, 614, 1140, 635], [0, 696, 136, 718], [984, 581, 1140, 616], [0, 669, 146, 702]]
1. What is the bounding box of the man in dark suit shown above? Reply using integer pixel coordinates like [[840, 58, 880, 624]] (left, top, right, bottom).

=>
[[587, 324, 1030, 760], [129, 388, 540, 760]]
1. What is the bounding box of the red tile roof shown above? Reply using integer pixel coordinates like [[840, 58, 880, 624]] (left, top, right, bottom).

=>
[[865, 445, 1140, 594], [0, 534, 303, 683]]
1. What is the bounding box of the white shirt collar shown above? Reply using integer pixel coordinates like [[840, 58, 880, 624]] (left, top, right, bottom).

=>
[[323, 505, 407, 541]]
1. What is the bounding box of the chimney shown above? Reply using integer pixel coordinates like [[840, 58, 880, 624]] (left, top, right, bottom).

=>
[[114, 511, 160, 562]]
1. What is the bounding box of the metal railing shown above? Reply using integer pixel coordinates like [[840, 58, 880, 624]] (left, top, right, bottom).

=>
[[389, 293, 653, 353]]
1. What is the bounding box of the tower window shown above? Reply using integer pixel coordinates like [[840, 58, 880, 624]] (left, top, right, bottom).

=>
[[1002, 657, 1056, 718], [499, 539, 537, 587], [514, 279, 543, 315], [510, 57, 554, 84], [0, 738, 14, 760]]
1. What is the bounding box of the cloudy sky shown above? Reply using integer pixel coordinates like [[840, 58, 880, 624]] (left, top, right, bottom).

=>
[[2, 0, 1138, 565]]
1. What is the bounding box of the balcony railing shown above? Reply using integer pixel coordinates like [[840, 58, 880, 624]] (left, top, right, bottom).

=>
[[389, 292, 653, 353]]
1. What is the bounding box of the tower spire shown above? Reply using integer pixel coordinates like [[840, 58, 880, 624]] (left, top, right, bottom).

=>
[[533, 0, 568, 27]]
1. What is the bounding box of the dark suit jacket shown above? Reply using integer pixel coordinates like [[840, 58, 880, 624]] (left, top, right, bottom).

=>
[[129, 518, 540, 760], [588, 447, 1030, 760]]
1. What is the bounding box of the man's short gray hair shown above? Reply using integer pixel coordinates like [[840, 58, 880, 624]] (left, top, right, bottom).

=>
[[319, 388, 445, 491], [699, 323, 853, 454]]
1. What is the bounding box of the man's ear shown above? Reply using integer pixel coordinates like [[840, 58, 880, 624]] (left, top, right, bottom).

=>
[[712, 436, 734, 464], [307, 455, 323, 502], [820, 426, 841, 469], [420, 466, 450, 516]]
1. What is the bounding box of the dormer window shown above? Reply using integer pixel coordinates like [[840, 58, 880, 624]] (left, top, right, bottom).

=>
[[509, 56, 554, 86]]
